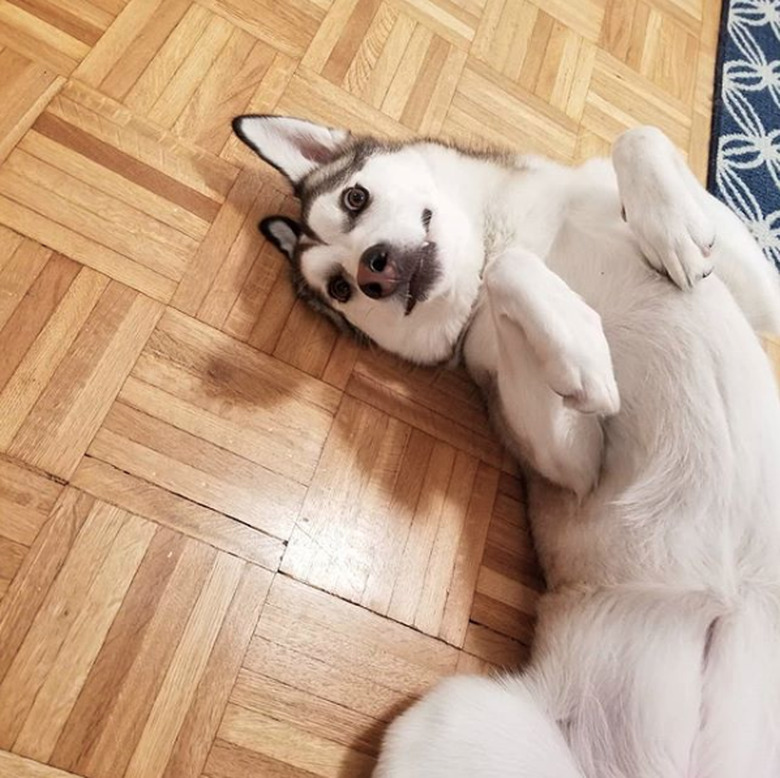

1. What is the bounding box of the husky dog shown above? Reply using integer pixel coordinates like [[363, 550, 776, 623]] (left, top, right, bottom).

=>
[[232, 116, 780, 777]]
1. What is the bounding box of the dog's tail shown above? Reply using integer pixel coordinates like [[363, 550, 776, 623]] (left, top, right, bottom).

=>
[[374, 674, 583, 778]]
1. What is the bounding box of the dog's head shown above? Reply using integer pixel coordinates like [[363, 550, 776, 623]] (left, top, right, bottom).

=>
[[232, 116, 485, 364]]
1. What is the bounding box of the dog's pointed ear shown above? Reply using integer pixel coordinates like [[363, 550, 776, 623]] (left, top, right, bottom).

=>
[[260, 216, 300, 261], [232, 115, 350, 186]]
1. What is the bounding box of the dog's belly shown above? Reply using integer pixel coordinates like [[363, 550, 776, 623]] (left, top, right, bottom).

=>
[[535, 271, 780, 592], [467, 194, 780, 592]]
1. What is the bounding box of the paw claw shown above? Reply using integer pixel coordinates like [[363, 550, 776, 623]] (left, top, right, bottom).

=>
[[621, 168, 717, 291]]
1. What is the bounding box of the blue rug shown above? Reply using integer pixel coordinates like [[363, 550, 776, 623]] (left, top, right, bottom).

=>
[[707, 0, 780, 270]]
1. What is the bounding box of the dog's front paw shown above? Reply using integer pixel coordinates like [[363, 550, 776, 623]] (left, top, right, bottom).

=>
[[485, 253, 620, 417], [624, 186, 716, 291], [615, 128, 716, 291], [540, 303, 620, 416]]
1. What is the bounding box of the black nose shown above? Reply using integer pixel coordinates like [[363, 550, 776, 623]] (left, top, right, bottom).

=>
[[357, 244, 399, 299]]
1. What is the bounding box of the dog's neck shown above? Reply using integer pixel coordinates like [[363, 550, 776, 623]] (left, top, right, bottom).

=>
[[445, 247, 492, 368], [411, 145, 514, 363], [420, 145, 570, 369]]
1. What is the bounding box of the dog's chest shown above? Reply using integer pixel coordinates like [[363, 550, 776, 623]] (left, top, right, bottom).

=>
[[459, 304, 499, 389]]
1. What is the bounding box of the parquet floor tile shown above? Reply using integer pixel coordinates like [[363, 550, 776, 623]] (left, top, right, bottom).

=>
[[213, 575, 460, 777], [0, 456, 63, 600], [0, 0, 119, 75], [0, 488, 272, 777], [0, 46, 64, 165], [0, 0, 772, 775]]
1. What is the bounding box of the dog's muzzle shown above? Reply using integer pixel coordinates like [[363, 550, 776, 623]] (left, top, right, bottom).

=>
[[356, 242, 439, 315], [357, 244, 397, 299]]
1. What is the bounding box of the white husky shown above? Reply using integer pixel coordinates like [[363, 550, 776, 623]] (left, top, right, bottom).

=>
[[232, 116, 780, 777]]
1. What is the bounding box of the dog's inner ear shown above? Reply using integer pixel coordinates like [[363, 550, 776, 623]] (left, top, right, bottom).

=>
[[232, 116, 350, 185], [260, 216, 300, 262]]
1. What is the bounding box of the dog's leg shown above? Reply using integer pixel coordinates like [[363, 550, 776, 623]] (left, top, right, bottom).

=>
[[374, 675, 583, 778], [613, 126, 715, 290], [485, 249, 619, 416], [531, 586, 726, 778], [613, 126, 780, 332], [484, 248, 619, 496], [692, 588, 780, 776]]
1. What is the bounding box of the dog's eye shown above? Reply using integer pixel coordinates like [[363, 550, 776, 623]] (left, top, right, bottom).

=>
[[342, 185, 369, 213], [327, 275, 352, 303]]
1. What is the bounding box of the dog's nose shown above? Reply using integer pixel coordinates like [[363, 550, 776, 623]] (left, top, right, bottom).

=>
[[357, 244, 399, 299]]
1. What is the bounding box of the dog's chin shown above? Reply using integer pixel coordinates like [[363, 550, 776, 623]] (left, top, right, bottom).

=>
[[403, 243, 441, 316]]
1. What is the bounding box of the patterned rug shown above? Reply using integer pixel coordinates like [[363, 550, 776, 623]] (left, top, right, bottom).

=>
[[708, 0, 780, 269]]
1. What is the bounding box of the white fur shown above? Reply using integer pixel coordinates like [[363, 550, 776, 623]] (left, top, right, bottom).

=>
[[235, 120, 780, 777]]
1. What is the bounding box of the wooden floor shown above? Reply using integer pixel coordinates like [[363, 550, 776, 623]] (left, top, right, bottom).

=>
[[0, 0, 737, 776]]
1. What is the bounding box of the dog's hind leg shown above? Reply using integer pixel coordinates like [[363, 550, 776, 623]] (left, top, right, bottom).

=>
[[374, 675, 584, 778], [483, 248, 619, 496], [531, 586, 727, 778], [692, 588, 780, 777], [613, 126, 780, 333]]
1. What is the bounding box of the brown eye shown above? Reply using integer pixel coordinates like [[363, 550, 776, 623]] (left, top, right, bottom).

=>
[[342, 185, 368, 212], [327, 275, 352, 303]]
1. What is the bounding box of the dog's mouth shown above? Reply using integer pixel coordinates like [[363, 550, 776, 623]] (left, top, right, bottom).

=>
[[404, 242, 438, 316]]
